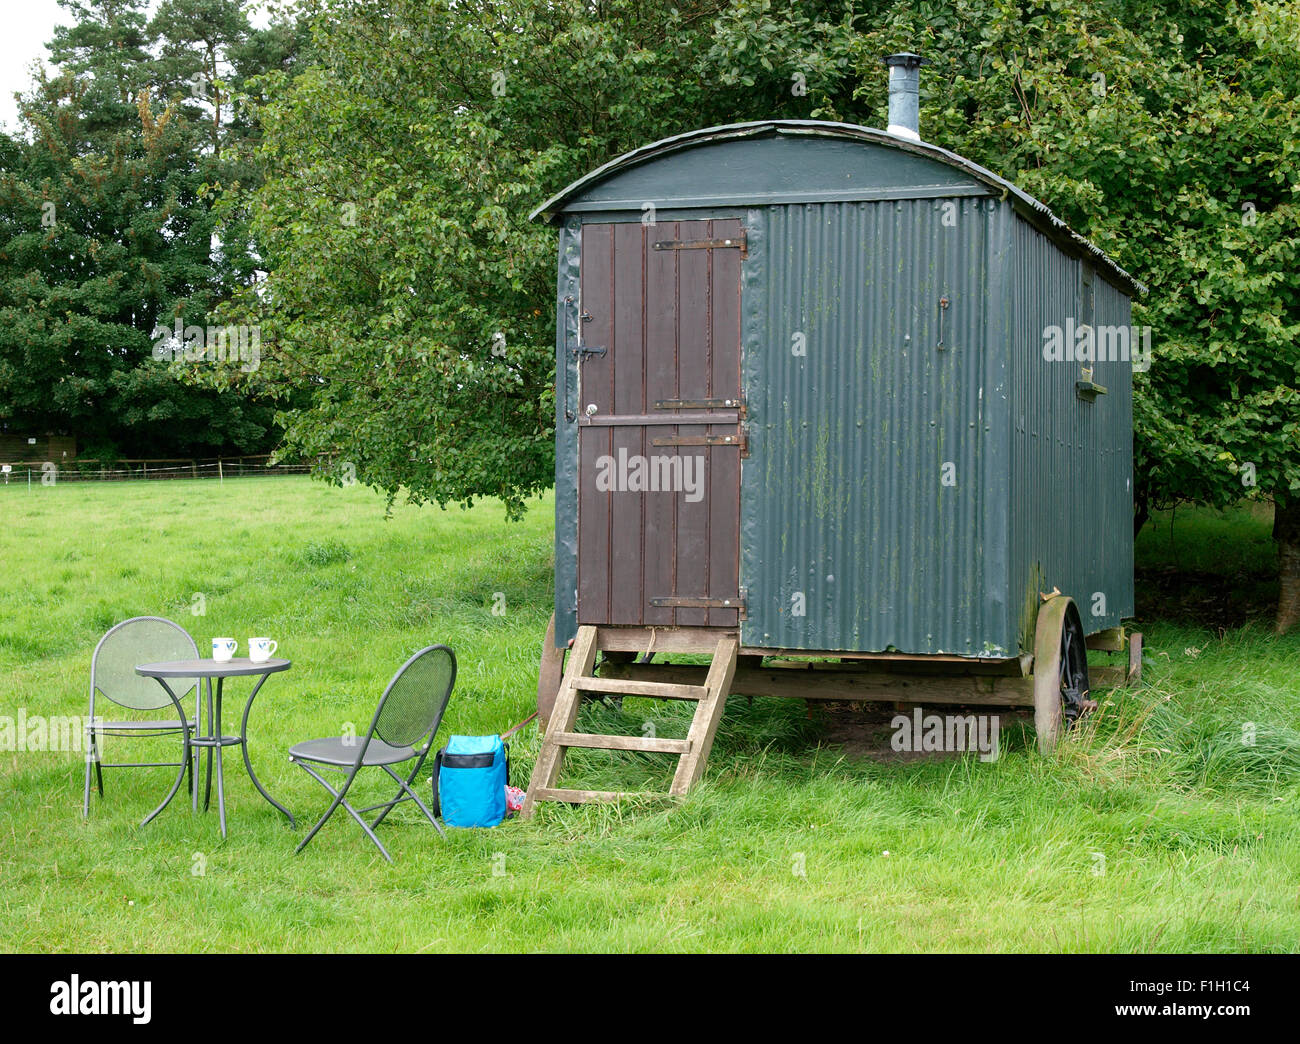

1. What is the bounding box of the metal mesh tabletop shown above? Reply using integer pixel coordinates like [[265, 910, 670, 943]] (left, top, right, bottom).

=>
[[136, 657, 291, 678]]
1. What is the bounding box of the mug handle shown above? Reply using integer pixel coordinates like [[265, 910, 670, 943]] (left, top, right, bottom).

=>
[[265, 640, 277, 657]]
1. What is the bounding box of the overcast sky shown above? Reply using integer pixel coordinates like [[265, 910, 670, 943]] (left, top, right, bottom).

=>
[[0, 0, 72, 130], [0, 0, 273, 132]]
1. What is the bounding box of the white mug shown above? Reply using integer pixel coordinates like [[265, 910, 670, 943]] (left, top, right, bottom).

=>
[[249, 637, 277, 663], [212, 637, 237, 662]]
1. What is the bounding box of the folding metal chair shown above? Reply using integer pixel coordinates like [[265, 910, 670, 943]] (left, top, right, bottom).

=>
[[84, 616, 201, 824], [289, 645, 456, 862]]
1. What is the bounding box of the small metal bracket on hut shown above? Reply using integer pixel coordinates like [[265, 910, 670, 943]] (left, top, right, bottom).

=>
[[1076, 365, 1108, 401]]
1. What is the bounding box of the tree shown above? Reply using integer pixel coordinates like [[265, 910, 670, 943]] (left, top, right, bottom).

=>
[[207, 0, 854, 515], [225, 0, 1300, 631], [0, 0, 299, 458], [829, 0, 1300, 630]]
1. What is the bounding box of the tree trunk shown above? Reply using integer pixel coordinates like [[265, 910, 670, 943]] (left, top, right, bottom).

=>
[[1133, 494, 1150, 539], [1132, 474, 1151, 538], [1274, 498, 1300, 634]]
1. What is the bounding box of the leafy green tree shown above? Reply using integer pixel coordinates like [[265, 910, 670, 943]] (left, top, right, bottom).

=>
[[208, 0, 852, 515], [225, 0, 1300, 629], [832, 0, 1300, 630]]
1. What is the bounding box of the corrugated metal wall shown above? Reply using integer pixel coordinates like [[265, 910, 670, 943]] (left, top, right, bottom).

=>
[[741, 198, 1016, 655], [1006, 218, 1135, 649], [552, 147, 1137, 657], [553, 220, 582, 648]]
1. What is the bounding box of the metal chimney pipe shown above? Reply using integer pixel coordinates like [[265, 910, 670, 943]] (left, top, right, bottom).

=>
[[884, 52, 925, 141]]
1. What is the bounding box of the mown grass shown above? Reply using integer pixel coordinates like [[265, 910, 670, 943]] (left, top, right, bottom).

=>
[[0, 478, 1297, 952]]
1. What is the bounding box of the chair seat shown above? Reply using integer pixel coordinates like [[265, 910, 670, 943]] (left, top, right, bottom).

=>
[[290, 736, 416, 767], [91, 720, 194, 732]]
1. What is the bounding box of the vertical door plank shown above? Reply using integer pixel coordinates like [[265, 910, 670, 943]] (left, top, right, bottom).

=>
[[609, 222, 646, 623], [643, 221, 679, 625], [708, 220, 743, 626], [674, 220, 711, 626], [577, 224, 614, 623]]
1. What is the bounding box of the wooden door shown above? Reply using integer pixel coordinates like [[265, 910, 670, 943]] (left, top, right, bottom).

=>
[[576, 219, 744, 628]]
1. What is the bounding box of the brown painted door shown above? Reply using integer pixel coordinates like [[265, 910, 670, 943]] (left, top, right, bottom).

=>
[[576, 219, 744, 628]]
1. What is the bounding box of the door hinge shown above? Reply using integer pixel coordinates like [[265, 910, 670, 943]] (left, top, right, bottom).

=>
[[651, 432, 746, 451], [652, 235, 747, 258], [653, 397, 744, 412]]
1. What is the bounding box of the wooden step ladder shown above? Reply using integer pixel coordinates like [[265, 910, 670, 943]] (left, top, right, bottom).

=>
[[521, 626, 738, 816]]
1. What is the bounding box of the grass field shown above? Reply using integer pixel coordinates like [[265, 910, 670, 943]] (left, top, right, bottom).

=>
[[1, 477, 1297, 952]]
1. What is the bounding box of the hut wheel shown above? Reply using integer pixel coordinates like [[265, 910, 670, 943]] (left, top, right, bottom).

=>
[[1032, 596, 1095, 753], [1058, 611, 1093, 727]]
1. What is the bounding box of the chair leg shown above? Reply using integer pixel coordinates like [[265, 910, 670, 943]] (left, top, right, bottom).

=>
[[294, 761, 393, 863], [82, 731, 98, 817], [94, 737, 104, 798], [380, 764, 446, 838], [369, 757, 428, 829]]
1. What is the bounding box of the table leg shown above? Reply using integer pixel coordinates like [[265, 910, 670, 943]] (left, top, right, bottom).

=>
[[240, 671, 295, 827], [203, 676, 214, 812], [214, 676, 227, 838], [141, 677, 192, 828], [193, 677, 208, 811]]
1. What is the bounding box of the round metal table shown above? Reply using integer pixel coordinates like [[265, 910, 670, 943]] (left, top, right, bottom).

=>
[[135, 657, 295, 836]]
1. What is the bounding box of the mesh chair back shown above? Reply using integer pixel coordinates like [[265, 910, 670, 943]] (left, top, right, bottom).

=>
[[92, 617, 199, 711], [374, 645, 456, 748]]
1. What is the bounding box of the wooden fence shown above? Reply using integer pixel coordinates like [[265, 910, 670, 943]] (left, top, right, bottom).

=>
[[0, 454, 313, 485]]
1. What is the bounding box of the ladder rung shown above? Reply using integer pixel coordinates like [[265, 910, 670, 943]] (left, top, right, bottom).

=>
[[533, 787, 655, 804], [572, 676, 706, 701], [552, 731, 690, 754]]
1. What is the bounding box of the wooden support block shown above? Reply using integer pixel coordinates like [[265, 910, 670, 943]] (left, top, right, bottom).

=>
[[1090, 666, 1126, 688], [1090, 632, 1143, 689], [1127, 631, 1143, 685], [536, 612, 566, 729], [1086, 626, 1126, 652]]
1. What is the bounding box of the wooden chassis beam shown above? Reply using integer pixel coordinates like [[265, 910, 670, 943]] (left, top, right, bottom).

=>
[[599, 660, 1035, 707]]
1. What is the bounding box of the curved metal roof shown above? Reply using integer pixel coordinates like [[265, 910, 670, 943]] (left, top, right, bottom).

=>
[[530, 119, 1144, 296]]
